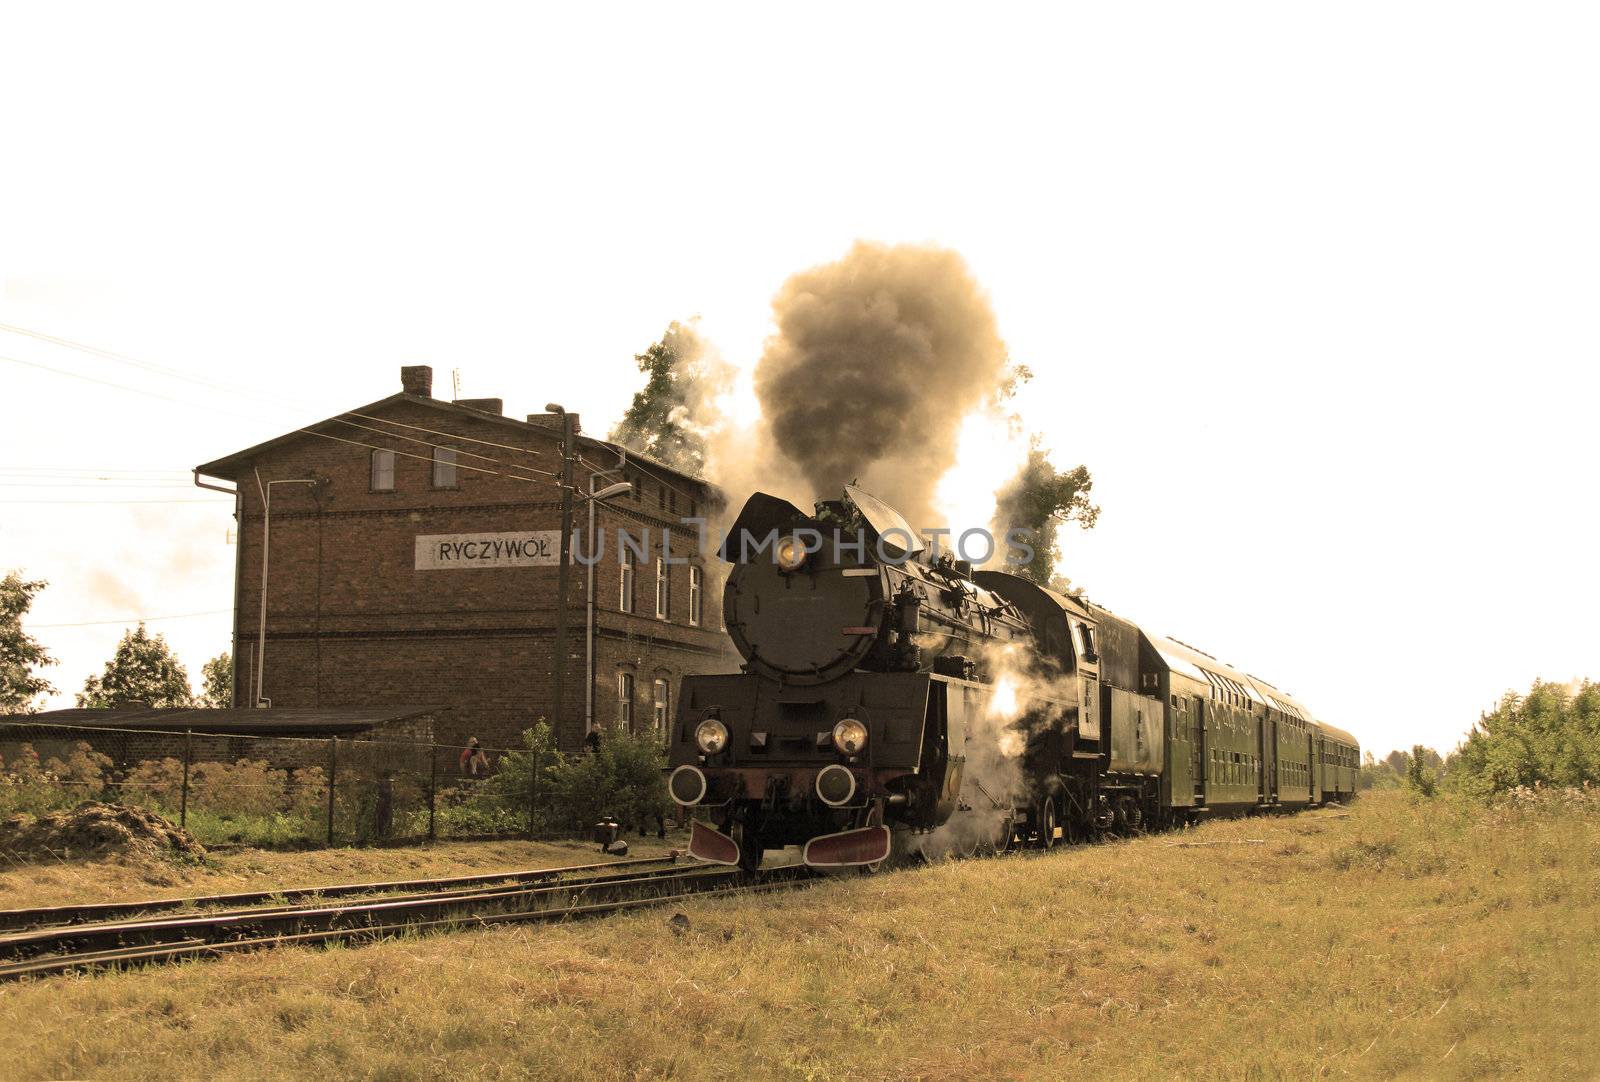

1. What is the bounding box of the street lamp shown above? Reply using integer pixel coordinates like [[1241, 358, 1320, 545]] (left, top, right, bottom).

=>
[[582, 473, 632, 734], [252, 471, 322, 708]]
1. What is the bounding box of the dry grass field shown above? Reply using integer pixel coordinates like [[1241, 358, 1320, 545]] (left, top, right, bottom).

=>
[[0, 835, 682, 913], [0, 790, 1596, 1080]]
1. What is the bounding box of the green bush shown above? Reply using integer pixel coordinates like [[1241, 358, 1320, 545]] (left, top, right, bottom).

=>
[[453, 722, 669, 834], [1451, 680, 1600, 797], [0, 742, 112, 816]]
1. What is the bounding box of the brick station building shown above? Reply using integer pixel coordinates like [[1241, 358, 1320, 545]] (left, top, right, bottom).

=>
[[194, 366, 739, 752]]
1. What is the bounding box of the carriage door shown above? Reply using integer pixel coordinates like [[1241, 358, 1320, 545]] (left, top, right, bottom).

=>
[[1307, 730, 1317, 801], [1167, 696, 1194, 806], [1192, 697, 1207, 804], [1263, 716, 1278, 804]]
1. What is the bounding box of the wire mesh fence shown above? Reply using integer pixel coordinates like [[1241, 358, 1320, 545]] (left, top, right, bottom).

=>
[[0, 720, 565, 849]]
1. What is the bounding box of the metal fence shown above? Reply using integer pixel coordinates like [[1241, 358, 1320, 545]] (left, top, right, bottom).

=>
[[0, 721, 547, 849]]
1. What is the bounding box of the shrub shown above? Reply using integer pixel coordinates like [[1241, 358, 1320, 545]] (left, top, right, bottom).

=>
[[1405, 743, 1438, 797], [1451, 680, 1600, 797], [454, 722, 670, 834], [0, 742, 110, 816]]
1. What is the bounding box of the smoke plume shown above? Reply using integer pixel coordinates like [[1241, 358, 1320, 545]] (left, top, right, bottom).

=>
[[749, 241, 1011, 531], [918, 640, 1078, 859]]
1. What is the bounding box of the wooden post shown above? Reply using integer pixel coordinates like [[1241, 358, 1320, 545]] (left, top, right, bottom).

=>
[[527, 745, 541, 839], [427, 744, 438, 842], [326, 737, 338, 846], [180, 729, 193, 829]]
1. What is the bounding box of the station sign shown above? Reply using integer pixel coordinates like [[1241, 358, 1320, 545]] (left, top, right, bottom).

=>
[[414, 531, 560, 570]]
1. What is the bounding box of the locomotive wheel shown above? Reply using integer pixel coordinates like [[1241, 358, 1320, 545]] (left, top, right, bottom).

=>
[[992, 810, 1014, 854], [1117, 796, 1144, 834], [1035, 797, 1057, 850], [974, 811, 1014, 857]]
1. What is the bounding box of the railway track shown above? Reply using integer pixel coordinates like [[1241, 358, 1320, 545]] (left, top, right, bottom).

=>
[[0, 855, 809, 982]]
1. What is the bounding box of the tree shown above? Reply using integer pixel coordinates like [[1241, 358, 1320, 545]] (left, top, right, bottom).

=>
[[1405, 743, 1438, 797], [992, 437, 1100, 586], [1450, 679, 1600, 796], [76, 624, 195, 708], [608, 320, 726, 475], [196, 652, 232, 708], [0, 572, 56, 712]]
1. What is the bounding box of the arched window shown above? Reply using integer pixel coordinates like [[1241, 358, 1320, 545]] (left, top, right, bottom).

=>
[[652, 678, 669, 733], [617, 672, 634, 728]]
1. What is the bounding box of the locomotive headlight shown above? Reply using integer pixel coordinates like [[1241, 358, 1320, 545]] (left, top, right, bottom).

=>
[[775, 535, 809, 572], [695, 718, 730, 754], [832, 718, 869, 756]]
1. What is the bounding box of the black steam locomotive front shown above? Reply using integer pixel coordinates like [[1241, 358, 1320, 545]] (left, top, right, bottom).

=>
[[667, 486, 1037, 869]]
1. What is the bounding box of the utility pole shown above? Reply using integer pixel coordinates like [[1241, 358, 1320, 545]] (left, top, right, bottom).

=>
[[548, 404, 577, 745]]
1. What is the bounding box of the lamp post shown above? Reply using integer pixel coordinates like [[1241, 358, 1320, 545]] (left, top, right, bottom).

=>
[[252, 471, 322, 708], [583, 470, 632, 734]]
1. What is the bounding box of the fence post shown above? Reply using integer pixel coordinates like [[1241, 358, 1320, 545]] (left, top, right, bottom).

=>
[[326, 737, 338, 846], [427, 744, 438, 842], [180, 729, 192, 829], [527, 745, 541, 840]]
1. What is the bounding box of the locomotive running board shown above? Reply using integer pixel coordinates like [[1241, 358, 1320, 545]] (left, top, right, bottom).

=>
[[802, 825, 892, 868], [687, 820, 741, 866]]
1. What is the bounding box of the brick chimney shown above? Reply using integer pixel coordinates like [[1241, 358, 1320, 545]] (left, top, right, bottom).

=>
[[453, 398, 503, 416], [401, 366, 433, 397]]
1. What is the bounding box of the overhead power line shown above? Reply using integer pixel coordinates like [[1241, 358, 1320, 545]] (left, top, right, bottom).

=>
[[3, 321, 712, 508], [0, 320, 312, 410], [2, 353, 564, 492], [29, 608, 231, 629]]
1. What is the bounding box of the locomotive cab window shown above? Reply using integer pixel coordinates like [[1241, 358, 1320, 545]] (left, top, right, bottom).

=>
[[1076, 624, 1098, 662]]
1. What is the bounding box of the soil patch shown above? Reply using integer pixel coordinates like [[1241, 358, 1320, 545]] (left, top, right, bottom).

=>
[[0, 802, 207, 863]]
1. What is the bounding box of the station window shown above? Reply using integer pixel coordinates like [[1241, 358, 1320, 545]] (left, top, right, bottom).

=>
[[617, 673, 634, 729], [370, 449, 395, 492], [655, 559, 669, 619], [688, 566, 703, 626], [652, 678, 669, 733], [620, 547, 635, 613], [431, 446, 458, 489]]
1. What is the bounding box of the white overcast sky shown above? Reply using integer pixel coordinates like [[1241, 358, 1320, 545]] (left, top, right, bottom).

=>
[[2, 3, 1596, 756]]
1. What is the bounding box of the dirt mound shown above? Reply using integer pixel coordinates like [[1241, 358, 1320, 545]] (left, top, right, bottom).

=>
[[0, 802, 207, 863]]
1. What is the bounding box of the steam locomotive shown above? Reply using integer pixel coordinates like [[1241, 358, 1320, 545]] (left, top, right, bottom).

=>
[[666, 486, 1359, 870]]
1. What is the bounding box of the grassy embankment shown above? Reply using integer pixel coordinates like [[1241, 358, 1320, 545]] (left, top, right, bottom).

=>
[[0, 790, 1596, 1080], [0, 834, 682, 913]]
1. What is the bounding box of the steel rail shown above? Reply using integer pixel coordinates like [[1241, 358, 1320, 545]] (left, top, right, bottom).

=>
[[0, 853, 682, 933], [0, 872, 811, 982], [0, 864, 736, 964]]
